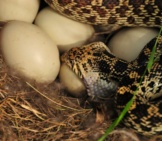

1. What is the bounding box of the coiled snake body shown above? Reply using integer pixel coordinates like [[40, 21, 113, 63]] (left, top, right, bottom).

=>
[[45, 0, 162, 28], [44, 0, 162, 136]]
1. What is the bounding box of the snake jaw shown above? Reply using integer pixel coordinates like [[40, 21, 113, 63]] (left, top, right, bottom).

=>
[[61, 42, 128, 99], [83, 71, 119, 99]]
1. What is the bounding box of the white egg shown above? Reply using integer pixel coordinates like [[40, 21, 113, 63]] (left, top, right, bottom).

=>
[[108, 27, 159, 62], [35, 7, 95, 52], [59, 64, 86, 97], [0, 21, 60, 84], [0, 0, 40, 23]]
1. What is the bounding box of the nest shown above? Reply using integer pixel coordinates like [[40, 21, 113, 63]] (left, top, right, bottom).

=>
[[0, 53, 162, 141]]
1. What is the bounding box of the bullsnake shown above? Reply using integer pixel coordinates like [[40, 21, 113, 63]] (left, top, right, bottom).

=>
[[44, 0, 162, 136], [45, 0, 161, 29]]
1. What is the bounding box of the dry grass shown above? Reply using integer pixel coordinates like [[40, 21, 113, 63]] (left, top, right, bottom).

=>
[[0, 53, 161, 140], [0, 53, 105, 141]]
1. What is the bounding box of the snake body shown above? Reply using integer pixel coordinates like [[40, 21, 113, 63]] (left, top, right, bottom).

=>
[[44, 0, 162, 136], [45, 0, 162, 28], [61, 34, 162, 136]]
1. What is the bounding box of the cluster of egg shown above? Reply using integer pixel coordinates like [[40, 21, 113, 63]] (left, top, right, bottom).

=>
[[0, 0, 94, 84], [0, 0, 159, 97]]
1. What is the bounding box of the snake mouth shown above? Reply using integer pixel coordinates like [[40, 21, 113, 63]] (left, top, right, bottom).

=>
[[83, 75, 119, 100]]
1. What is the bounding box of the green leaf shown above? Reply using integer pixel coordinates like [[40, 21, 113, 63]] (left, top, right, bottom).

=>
[[147, 27, 162, 72]]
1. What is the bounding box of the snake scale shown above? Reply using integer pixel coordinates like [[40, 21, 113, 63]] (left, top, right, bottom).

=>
[[44, 0, 162, 136]]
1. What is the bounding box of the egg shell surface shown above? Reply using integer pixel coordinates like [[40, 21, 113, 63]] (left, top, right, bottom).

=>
[[35, 7, 95, 52], [0, 0, 40, 23], [0, 21, 60, 84]]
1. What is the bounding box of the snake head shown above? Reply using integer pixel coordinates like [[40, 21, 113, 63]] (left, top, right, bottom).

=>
[[61, 42, 126, 100]]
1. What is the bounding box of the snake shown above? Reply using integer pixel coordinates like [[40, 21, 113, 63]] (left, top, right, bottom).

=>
[[44, 0, 162, 136], [44, 0, 161, 31]]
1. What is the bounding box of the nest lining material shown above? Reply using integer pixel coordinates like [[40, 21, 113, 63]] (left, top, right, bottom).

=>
[[0, 54, 162, 141]]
